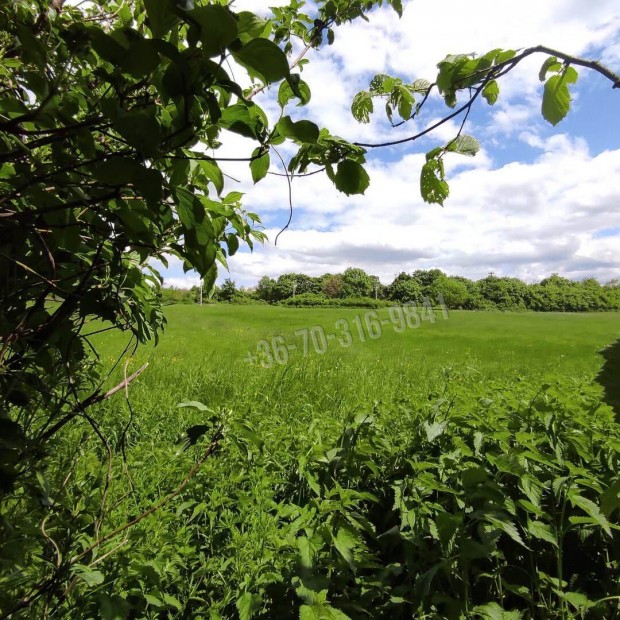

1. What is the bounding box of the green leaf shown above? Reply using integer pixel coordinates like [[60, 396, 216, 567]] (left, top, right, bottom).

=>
[[485, 513, 528, 548], [237, 11, 271, 44], [236, 592, 261, 620], [198, 160, 224, 195], [351, 91, 373, 123], [601, 477, 620, 517], [333, 525, 361, 566], [250, 148, 270, 183], [447, 135, 480, 157], [560, 591, 594, 612], [113, 111, 161, 157], [234, 39, 290, 84], [420, 157, 449, 205], [177, 400, 211, 411], [121, 38, 160, 77], [334, 160, 370, 196], [276, 116, 319, 143], [538, 56, 561, 81], [71, 564, 105, 587], [526, 519, 558, 547], [482, 80, 499, 105], [202, 262, 218, 297], [298, 536, 318, 569], [569, 492, 612, 536], [278, 78, 311, 107], [472, 602, 521, 619], [541, 66, 578, 126], [189, 6, 238, 57], [144, 0, 178, 38], [226, 233, 240, 256], [99, 594, 130, 620], [300, 604, 352, 620]]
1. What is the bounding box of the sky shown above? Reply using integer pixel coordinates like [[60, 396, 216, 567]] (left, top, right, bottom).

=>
[[160, 0, 620, 289]]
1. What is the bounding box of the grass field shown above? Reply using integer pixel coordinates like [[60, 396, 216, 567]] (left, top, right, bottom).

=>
[[27, 306, 620, 618], [95, 305, 620, 417]]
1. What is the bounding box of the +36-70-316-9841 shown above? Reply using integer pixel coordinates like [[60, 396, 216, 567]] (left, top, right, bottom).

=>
[[246, 294, 449, 368]]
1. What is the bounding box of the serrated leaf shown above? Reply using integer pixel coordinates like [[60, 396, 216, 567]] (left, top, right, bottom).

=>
[[526, 519, 558, 547], [472, 602, 521, 619], [236, 592, 261, 620], [351, 91, 373, 123], [333, 525, 361, 566], [482, 80, 499, 105], [486, 514, 528, 548], [541, 67, 578, 126], [447, 134, 480, 157], [420, 157, 449, 205], [569, 492, 611, 536], [333, 160, 370, 196], [234, 38, 290, 84], [71, 564, 105, 587]]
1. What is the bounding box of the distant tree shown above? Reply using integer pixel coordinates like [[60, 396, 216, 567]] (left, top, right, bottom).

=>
[[218, 279, 238, 303], [386, 272, 423, 303], [477, 274, 528, 310], [322, 274, 344, 299], [411, 269, 446, 296], [431, 275, 471, 308], [256, 276, 277, 302], [341, 267, 381, 298]]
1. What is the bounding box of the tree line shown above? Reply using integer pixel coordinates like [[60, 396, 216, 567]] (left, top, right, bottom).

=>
[[165, 268, 620, 311]]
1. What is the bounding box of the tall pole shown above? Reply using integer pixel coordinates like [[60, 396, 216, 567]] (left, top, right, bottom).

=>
[[292, 282, 297, 298], [199, 279, 203, 305]]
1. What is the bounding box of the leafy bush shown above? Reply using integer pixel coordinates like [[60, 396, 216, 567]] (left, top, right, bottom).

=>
[[280, 294, 389, 308], [6, 373, 616, 618]]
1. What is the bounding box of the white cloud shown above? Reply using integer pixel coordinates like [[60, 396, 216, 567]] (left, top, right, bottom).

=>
[[155, 1, 620, 289]]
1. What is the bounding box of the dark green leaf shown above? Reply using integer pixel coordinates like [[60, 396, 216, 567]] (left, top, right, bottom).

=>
[[144, 0, 178, 38], [113, 111, 161, 157], [189, 6, 238, 57], [234, 39, 290, 84], [250, 148, 270, 183], [334, 160, 370, 196]]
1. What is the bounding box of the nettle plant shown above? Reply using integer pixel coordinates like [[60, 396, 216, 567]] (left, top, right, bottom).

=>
[[0, 0, 619, 615]]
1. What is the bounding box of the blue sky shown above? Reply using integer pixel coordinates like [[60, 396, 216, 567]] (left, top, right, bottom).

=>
[[159, 0, 620, 289]]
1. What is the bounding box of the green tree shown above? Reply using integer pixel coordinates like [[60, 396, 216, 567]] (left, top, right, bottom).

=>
[[341, 267, 380, 298], [386, 272, 422, 302], [431, 275, 470, 308], [321, 273, 344, 298], [217, 278, 237, 302], [256, 275, 277, 302], [1, 0, 619, 614]]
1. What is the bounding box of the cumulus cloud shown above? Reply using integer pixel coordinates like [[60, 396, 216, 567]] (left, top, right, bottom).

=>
[[159, 1, 620, 288]]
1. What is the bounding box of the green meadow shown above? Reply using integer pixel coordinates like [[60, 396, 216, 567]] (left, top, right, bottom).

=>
[[13, 306, 620, 618], [95, 305, 620, 412]]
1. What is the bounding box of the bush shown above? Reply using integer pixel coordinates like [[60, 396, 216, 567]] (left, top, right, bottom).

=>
[[279, 294, 390, 308]]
